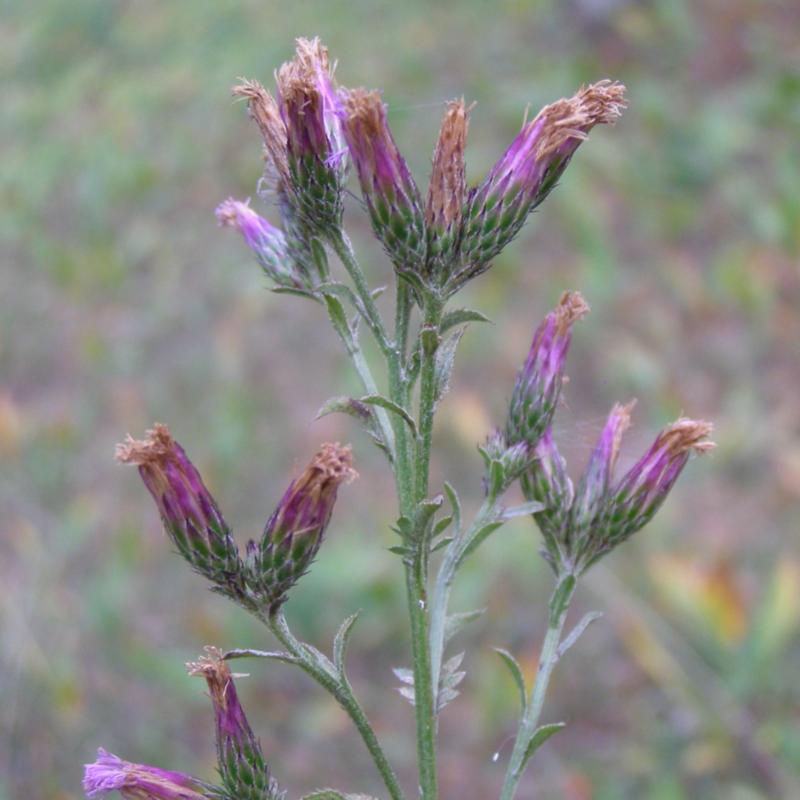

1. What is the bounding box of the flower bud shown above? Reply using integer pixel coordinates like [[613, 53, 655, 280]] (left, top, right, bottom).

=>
[[83, 749, 218, 799], [116, 425, 241, 595], [188, 648, 281, 800], [246, 443, 356, 611], [459, 81, 626, 284], [215, 198, 314, 292], [506, 291, 589, 449], [596, 418, 714, 554], [340, 88, 427, 275], [520, 428, 574, 569], [425, 99, 470, 287], [274, 37, 348, 233]]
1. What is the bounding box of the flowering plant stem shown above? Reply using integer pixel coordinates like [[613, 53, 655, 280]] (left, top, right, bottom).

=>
[[499, 575, 576, 800], [259, 608, 406, 800], [325, 230, 440, 799]]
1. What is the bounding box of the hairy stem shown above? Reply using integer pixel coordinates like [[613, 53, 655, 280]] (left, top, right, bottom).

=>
[[330, 231, 392, 355], [265, 609, 405, 800], [428, 497, 496, 707], [499, 576, 576, 800]]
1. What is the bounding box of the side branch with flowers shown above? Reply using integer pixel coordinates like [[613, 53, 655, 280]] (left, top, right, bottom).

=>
[[84, 37, 713, 800]]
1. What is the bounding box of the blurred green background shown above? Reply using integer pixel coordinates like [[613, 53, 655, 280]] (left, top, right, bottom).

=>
[[2, 1, 799, 798]]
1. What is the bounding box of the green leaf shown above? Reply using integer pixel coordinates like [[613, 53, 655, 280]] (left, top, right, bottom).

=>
[[440, 307, 492, 334], [333, 610, 361, 675], [522, 722, 566, 766], [433, 328, 464, 408], [432, 514, 454, 538], [271, 286, 317, 301], [430, 535, 454, 553], [316, 395, 371, 423], [444, 481, 462, 533], [500, 500, 545, 520], [223, 648, 299, 666], [322, 292, 352, 344], [458, 519, 503, 564], [444, 608, 485, 645], [487, 459, 506, 500], [558, 611, 603, 658], [360, 394, 417, 436], [494, 647, 527, 711]]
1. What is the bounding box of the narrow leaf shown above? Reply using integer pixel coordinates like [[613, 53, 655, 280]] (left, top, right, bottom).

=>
[[397, 685, 416, 706], [444, 481, 462, 533], [392, 666, 415, 685], [430, 535, 454, 553], [322, 293, 352, 344], [488, 459, 506, 499], [494, 647, 527, 711], [223, 648, 299, 666], [271, 286, 317, 301], [360, 394, 417, 436], [316, 396, 371, 423], [440, 307, 492, 334], [444, 609, 486, 645], [500, 500, 546, 520], [458, 520, 503, 564], [522, 722, 566, 766], [333, 611, 361, 674], [433, 328, 465, 408], [432, 514, 453, 538], [558, 611, 603, 658]]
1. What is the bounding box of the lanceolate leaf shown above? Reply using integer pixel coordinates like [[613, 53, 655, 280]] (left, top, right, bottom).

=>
[[558, 611, 603, 658], [500, 500, 546, 520], [223, 648, 299, 666], [443, 608, 486, 646], [494, 647, 527, 711], [433, 328, 465, 408], [440, 307, 492, 335], [333, 611, 361, 675], [458, 519, 503, 565], [522, 722, 566, 766], [444, 481, 462, 533], [360, 394, 417, 436]]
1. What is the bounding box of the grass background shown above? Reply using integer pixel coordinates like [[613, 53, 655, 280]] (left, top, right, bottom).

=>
[[2, 1, 799, 798]]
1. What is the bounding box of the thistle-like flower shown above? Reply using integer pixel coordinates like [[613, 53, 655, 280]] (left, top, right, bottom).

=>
[[505, 291, 589, 451], [458, 81, 626, 286], [275, 37, 348, 232], [340, 88, 427, 276], [233, 38, 347, 236], [215, 198, 315, 292], [592, 417, 715, 559], [522, 409, 713, 573], [189, 648, 282, 800], [83, 749, 221, 799], [115, 424, 242, 597], [425, 99, 470, 288], [245, 443, 356, 612]]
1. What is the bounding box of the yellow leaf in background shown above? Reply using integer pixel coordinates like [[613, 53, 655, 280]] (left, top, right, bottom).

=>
[[648, 555, 748, 647], [751, 559, 800, 661], [0, 392, 24, 456]]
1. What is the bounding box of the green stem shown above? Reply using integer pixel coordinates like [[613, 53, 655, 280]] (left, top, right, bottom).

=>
[[330, 231, 392, 355], [428, 497, 496, 707], [499, 576, 576, 800], [400, 295, 444, 800], [266, 610, 405, 800]]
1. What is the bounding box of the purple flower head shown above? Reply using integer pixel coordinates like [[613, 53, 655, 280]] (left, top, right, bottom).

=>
[[83, 749, 211, 800], [188, 648, 280, 798], [276, 38, 346, 170], [115, 425, 241, 592], [215, 197, 302, 287], [340, 88, 427, 272], [458, 81, 626, 286], [506, 291, 589, 449], [603, 417, 715, 545], [571, 401, 636, 527], [248, 443, 356, 611]]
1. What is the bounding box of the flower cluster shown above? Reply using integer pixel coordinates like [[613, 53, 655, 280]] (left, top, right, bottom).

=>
[[116, 425, 353, 611]]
